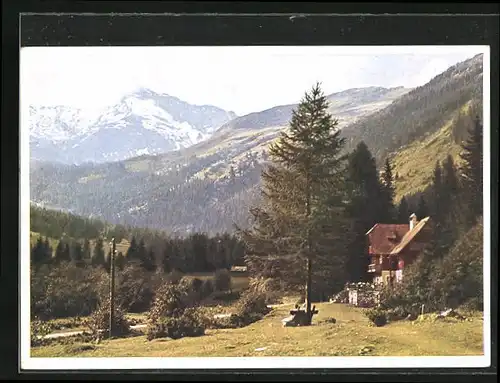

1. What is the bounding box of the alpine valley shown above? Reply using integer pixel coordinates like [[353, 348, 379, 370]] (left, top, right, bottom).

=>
[[28, 54, 483, 236]]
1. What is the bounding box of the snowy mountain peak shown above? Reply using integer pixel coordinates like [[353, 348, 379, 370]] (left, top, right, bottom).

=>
[[29, 88, 237, 165]]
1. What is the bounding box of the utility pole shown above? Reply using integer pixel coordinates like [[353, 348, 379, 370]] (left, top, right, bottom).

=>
[[109, 237, 116, 339]]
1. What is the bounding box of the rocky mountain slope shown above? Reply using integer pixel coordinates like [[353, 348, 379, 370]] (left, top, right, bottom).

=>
[[29, 54, 483, 235], [28, 88, 237, 164]]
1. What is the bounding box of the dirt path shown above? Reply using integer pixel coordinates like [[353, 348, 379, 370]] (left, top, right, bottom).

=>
[[40, 324, 148, 339]]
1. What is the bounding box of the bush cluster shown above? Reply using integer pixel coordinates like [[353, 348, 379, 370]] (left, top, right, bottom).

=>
[[30, 319, 55, 347], [31, 263, 108, 320], [84, 299, 131, 339], [364, 308, 388, 327]]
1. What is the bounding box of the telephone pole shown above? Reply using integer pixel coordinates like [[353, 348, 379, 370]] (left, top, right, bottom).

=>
[[109, 237, 116, 339]]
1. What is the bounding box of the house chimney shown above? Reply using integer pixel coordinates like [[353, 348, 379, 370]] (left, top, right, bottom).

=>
[[409, 213, 418, 231]]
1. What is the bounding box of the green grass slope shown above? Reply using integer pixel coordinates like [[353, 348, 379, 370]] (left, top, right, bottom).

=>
[[31, 302, 483, 357]]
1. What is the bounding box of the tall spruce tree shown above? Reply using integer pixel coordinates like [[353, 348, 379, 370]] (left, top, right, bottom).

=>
[[460, 115, 483, 225], [430, 161, 445, 226], [441, 154, 466, 251], [345, 141, 383, 282], [237, 83, 350, 322], [397, 196, 410, 224], [380, 158, 396, 222], [428, 161, 454, 260], [416, 195, 429, 220]]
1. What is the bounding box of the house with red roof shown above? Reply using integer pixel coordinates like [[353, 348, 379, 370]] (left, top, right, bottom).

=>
[[366, 213, 432, 286]]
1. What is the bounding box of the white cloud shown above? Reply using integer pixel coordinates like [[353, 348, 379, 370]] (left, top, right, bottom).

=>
[[20, 46, 485, 116]]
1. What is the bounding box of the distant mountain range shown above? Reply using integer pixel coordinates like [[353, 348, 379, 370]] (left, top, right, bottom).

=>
[[29, 54, 483, 236], [28, 88, 237, 164]]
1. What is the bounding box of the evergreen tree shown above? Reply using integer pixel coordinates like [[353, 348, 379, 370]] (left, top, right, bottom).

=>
[[459, 115, 483, 225], [115, 251, 126, 271], [31, 236, 50, 265], [428, 161, 455, 259], [137, 238, 147, 268], [54, 240, 66, 264], [237, 83, 350, 322], [82, 238, 91, 262], [44, 238, 53, 261], [71, 241, 84, 267], [380, 158, 396, 222], [191, 233, 208, 271], [397, 196, 410, 224], [442, 155, 460, 197], [416, 195, 429, 220], [142, 247, 157, 272], [430, 161, 445, 226], [63, 243, 71, 263], [345, 141, 384, 282], [162, 240, 173, 273], [104, 249, 112, 273], [126, 237, 140, 263], [92, 237, 105, 267]]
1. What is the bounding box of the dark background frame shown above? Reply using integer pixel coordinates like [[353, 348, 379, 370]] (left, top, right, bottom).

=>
[[2, 1, 498, 381]]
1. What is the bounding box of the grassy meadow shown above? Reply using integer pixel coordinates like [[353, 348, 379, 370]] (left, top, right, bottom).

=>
[[31, 302, 483, 358]]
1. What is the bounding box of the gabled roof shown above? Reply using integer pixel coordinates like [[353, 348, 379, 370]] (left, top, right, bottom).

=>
[[365, 216, 431, 256], [389, 217, 431, 255], [366, 224, 410, 254]]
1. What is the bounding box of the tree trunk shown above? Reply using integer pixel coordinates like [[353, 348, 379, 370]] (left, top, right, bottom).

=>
[[305, 168, 312, 325], [305, 256, 312, 324]]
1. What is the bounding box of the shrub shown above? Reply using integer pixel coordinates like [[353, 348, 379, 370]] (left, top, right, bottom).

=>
[[116, 264, 158, 313], [460, 296, 483, 313], [146, 281, 190, 340], [147, 307, 206, 341], [236, 289, 270, 317], [214, 269, 232, 292], [31, 319, 54, 347], [31, 262, 108, 320], [178, 276, 204, 308], [364, 308, 388, 327], [191, 278, 203, 293], [200, 279, 214, 299], [166, 269, 184, 284], [211, 290, 240, 303], [84, 299, 130, 339]]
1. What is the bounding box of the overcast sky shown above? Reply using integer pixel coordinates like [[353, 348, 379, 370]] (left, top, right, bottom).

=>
[[20, 46, 484, 116]]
